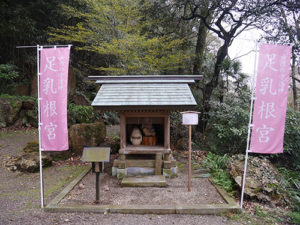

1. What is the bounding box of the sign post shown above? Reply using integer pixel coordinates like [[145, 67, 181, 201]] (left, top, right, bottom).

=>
[[181, 111, 199, 192], [81, 147, 110, 203]]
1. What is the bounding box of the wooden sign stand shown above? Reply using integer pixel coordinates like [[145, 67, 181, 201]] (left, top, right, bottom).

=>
[[181, 111, 199, 192], [188, 124, 192, 192]]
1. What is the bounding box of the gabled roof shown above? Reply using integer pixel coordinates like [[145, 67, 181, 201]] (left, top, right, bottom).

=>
[[90, 75, 201, 110]]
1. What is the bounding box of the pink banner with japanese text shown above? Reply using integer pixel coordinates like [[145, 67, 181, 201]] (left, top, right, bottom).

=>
[[40, 47, 70, 151], [250, 44, 292, 154]]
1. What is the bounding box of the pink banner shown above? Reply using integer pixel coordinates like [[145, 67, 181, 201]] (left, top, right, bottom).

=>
[[250, 44, 292, 154], [40, 47, 70, 151]]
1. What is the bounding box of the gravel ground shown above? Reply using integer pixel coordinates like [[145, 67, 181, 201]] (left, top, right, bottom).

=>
[[0, 128, 239, 225], [61, 167, 225, 206]]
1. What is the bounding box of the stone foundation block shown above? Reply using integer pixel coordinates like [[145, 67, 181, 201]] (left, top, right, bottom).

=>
[[117, 168, 127, 179], [163, 167, 177, 178]]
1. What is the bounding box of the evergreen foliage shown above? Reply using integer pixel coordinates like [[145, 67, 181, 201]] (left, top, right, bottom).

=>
[[49, 0, 190, 74], [0, 64, 20, 94], [67, 103, 99, 125]]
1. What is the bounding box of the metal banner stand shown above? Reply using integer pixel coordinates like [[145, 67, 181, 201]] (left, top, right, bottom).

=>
[[17, 44, 72, 208], [37, 45, 45, 208], [240, 42, 258, 209]]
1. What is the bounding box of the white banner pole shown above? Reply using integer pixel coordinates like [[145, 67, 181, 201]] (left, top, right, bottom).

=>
[[37, 45, 45, 208], [240, 41, 258, 209], [16, 44, 72, 209]]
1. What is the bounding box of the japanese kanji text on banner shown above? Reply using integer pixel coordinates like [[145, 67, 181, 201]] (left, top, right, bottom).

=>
[[40, 47, 70, 151], [250, 44, 292, 154]]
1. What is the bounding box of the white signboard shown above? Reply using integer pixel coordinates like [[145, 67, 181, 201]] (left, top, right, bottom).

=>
[[181, 111, 199, 125]]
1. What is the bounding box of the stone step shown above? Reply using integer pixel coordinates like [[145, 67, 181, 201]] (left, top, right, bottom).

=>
[[121, 175, 167, 187]]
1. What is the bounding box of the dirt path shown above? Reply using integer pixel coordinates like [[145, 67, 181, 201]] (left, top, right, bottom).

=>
[[0, 128, 240, 225]]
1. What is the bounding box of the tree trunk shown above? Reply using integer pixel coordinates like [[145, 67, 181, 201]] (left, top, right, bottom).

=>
[[178, 3, 189, 75], [192, 7, 211, 75], [291, 50, 298, 110], [198, 41, 229, 132]]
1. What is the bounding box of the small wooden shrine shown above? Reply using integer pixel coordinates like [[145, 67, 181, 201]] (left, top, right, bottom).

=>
[[90, 75, 201, 179]]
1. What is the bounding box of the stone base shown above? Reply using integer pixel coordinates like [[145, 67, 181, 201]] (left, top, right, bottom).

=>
[[112, 152, 178, 179], [121, 175, 167, 187], [113, 168, 127, 179], [163, 167, 177, 178], [113, 167, 157, 178], [127, 167, 155, 176]]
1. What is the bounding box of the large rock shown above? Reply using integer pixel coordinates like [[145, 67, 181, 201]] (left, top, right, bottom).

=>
[[70, 92, 90, 106], [23, 141, 39, 153], [4, 151, 52, 173], [22, 99, 35, 110], [229, 154, 280, 201], [0, 97, 38, 128], [0, 97, 23, 127], [24, 109, 38, 127], [69, 122, 106, 155], [15, 152, 52, 173]]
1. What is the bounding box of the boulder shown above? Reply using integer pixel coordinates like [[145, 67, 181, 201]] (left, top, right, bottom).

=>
[[23, 141, 39, 153], [15, 152, 52, 173], [69, 122, 106, 155], [229, 154, 280, 201], [24, 109, 38, 127], [70, 92, 90, 106], [22, 99, 35, 110], [4, 152, 52, 173], [0, 97, 23, 127]]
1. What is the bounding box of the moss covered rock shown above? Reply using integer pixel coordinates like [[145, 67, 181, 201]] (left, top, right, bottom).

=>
[[23, 141, 39, 153], [69, 122, 106, 155], [0, 95, 37, 128], [5, 151, 53, 173], [229, 154, 281, 201], [0, 97, 23, 127]]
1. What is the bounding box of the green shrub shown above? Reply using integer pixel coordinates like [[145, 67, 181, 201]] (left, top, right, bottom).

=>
[[202, 152, 230, 172], [0, 94, 37, 103], [204, 94, 250, 154], [0, 64, 19, 80], [282, 108, 300, 169], [278, 168, 300, 212], [202, 152, 235, 195], [204, 94, 300, 170], [0, 64, 20, 94], [170, 111, 187, 145], [67, 103, 99, 125], [288, 212, 300, 224]]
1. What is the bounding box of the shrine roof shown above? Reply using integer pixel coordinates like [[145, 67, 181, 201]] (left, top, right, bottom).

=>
[[90, 75, 201, 110]]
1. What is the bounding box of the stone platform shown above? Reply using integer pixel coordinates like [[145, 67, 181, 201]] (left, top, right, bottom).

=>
[[121, 175, 167, 187]]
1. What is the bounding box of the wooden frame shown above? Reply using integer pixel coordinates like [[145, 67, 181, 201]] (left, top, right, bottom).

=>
[[119, 111, 171, 155]]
